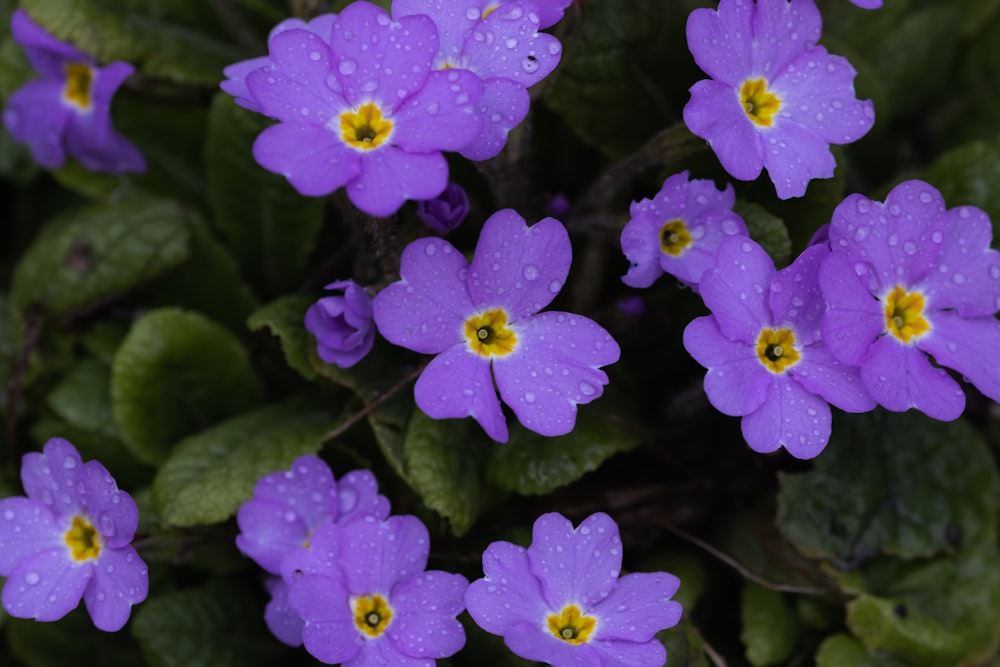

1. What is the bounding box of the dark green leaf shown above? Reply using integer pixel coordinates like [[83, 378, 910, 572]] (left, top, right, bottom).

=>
[[111, 308, 264, 465], [246, 294, 317, 381], [152, 397, 336, 527], [46, 358, 117, 438], [7, 607, 145, 667], [922, 140, 1000, 234], [740, 582, 800, 667], [777, 412, 1000, 568], [660, 617, 710, 667], [734, 201, 791, 268], [815, 634, 909, 667]]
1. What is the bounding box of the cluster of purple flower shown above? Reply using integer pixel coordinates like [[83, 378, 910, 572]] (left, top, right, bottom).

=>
[[237, 456, 682, 666]]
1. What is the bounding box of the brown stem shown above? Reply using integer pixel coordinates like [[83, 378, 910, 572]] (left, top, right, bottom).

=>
[[321, 361, 426, 443]]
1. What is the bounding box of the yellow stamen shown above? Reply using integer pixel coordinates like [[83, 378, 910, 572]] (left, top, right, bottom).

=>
[[659, 219, 693, 256], [482, 3, 499, 19], [883, 286, 930, 343], [740, 78, 781, 127], [465, 308, 518, 358], [62, 63, 94, 112], [64, 515, 101, 561], [547, 604, 597, 645], [755, 328, 801, 374], [351, 594, 393, 638], [340, 102, 393, 151]]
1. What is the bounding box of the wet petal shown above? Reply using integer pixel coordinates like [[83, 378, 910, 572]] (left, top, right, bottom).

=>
[[0, 498, 60, 574], [389, 571, 468, 658], [2, 548, 90, 622], [591, 572, 681, 642], [252, 122, 361, 196], [465, 541, 547, 635], [347, 147, 448, 217], [84, 545, 147, 631], [393, 68, 483, 153], [698, 237, 776, 343], [861, 336, 965, 420], [741, 375, 831, 459], [684, 79, 764, 182]]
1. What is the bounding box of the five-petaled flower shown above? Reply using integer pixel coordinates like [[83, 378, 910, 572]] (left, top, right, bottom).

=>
[[683, 0, 874, 199], [3, 10, 145, 174], [373, 209, 620, 442], [287, 514, 469, 666], [819, 180, 1000, 421], [305, 280, 377, 369], [620, 170, 748, 289], [684, 237, 875, 458], [465, 511, 682, 667], [0, 438, 148, 631]]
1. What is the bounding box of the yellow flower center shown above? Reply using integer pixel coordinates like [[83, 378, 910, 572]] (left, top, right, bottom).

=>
[[547, 604, 597, 645], [755, 327, 801, 374], [64, 515, 101, 561], [62, 63, 94, 112], [659, 219, 693, 256], [340, 102, 393, 151], [884, 285, 930, 343], [482, 3, 499, 19], [740, 78, 781, 127], [465, 308, 518, 358], [351, 594, 393, 638]]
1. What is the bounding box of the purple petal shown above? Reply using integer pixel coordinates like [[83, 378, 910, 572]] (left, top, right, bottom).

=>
[[740, 374, 832, 458], [920, 206, 1000, 317], [252, 122, 361, 196], [620, 212, 665, 289], [661, 210, 748, 287], [493, 311, 619, 437], [11, 10, 91, 77], [458, 77, 529, 161], [850, 0, 883, 7], [21, 438, 84, 517], [373, 237, 473, 354], [630, 171, 688, 219], [524, 0, 575, 29], [751, 0, 821, 78], [760, 119, 835, 200], [392, 69, 484, 153], [528, 512, 622, 612], [77, 460, 138, 549], [918, 312, 1000, 405], [388, 571, 468, 658], [264, 577, 304, 646], [591, 572, 681, 642], [83, 545, 147, 631], [352, 639, 432, 667], [504, 622, 602, 666], [861, 336, 965, 420], [698, 237, 775, 343], [789, 344, 875, 413], [768, 244, 828, 346], [818, 250, 884, 366], [236, 497, 312, 574], [685, 1, 752, 85], [684, 316, 772, 416], [414, 344, 508, 442], [465, 4, 562, 87], [330, 6, 436, 110], [0, 498, 61, 574], [2, 548, 90, 622], [338, 516, 430, 596], [591, 638, 668, 667], [392, 0, 477, 61], [280, 520, 342, 580], [220, 56, 270, 112], [684, 79, 764, 182], [3, 80, 72, 169], [289, 574, 362, 665], [774, 49, 873, 145], [347, 148, 448, 217], [338, 469, 391, 523], [467, 211, 572, 320], [465, 541, 548, 635]]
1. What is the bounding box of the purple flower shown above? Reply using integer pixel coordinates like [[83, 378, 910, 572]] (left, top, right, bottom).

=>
[[220, 13, 338, 113], [237, 1, 484, 217], [465, 512, 682, 667], [620, 171, 748, 289], [305, 280, 376, 369], [393, 0, 562, 159], [288, 515, 468, 665], [373, 209, 620, 442], [0, 438, 147, 631], [819, 180, 1000, 421], [684, 238, 875, 458], [416, 182, 470, 235], [683, 0, 874, 199], [849, 0, 882, 8], [2, 10, 145, 174]]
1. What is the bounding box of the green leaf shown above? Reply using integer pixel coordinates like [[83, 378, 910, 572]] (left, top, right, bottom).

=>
[[487, 407, 637, 495], [20, 0, 245, 85], [46, 358, 117, 438], [815, 634, 909, 667], [205, 93, 325, 295], [7, 608, 145, 667], [660, 617, 710, 667], [403, 409, 497, 536], [9, 197, 190, 324], [131, 580, 296, 667], [734, 201, 791, 268], [740, 582, 800, 667], [922, 140, 1000, 233], [246, 294, 317, 381], [152, 397, 336, 527], [845, 548, 1000, 667], [111, 308, 264, 465]]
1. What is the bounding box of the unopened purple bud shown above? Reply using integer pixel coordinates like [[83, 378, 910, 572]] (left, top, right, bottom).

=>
[[416, 183, 470, 235], [546, 193, 570, 217], [305, 280, 375, 368], [807, 223, 830, 248]]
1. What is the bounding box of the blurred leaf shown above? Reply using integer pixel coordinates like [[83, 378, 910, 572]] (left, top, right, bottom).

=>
[[487, 407, 637, 495], [20, 0, 244, 85], [403, 409, 497, 536], [152, 397, 335, 527], [740, 582, 800, 667], [921, 140, 1000, 235], [777, 412, 1000, 568], [660, 617, 710, 667], [7, 607, 145, 667], [205, 93, 325, 296], [247, 294, 317, 381], [9, 197, 190, 325], [132, 580, 296, 667], [111, 308, 264, 465], [734, 201, 791, 268], [815, 633, 909, 667]]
